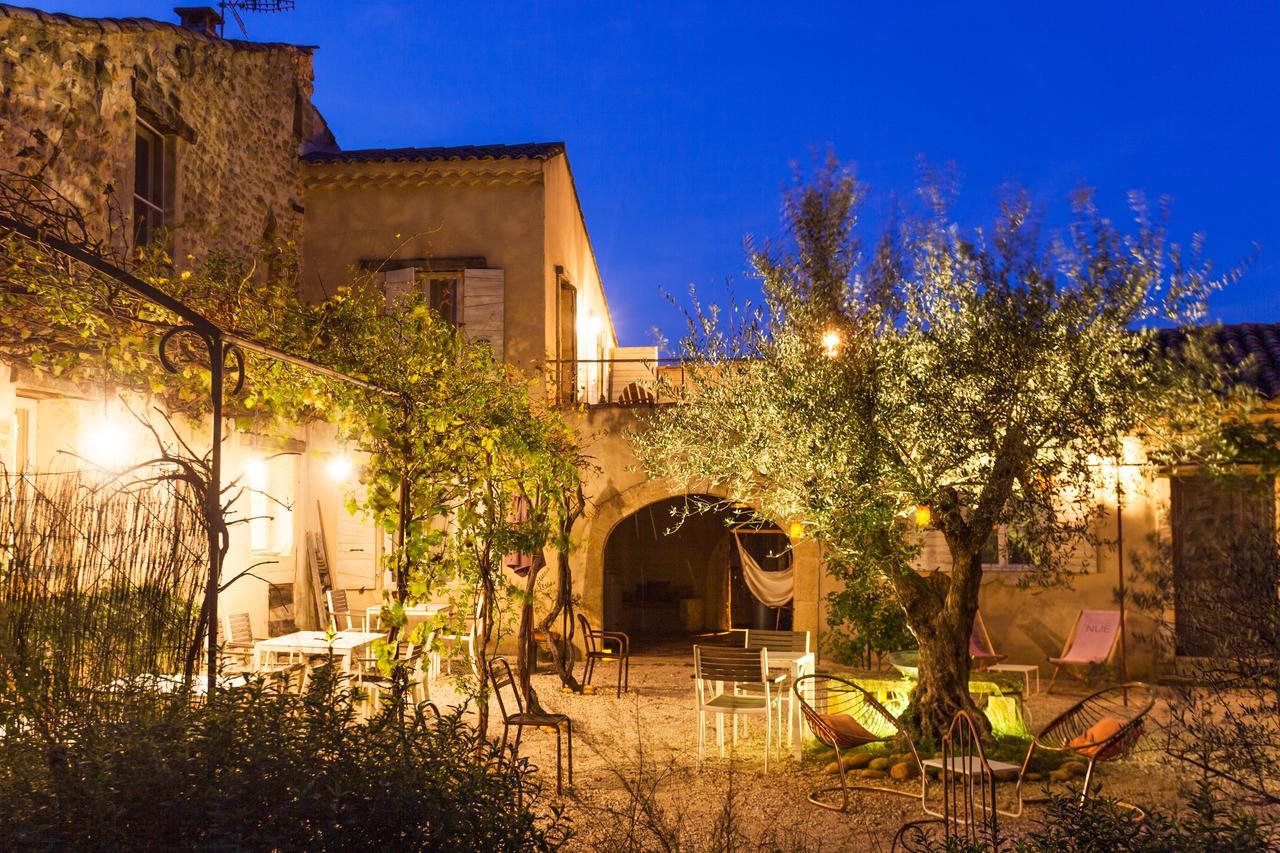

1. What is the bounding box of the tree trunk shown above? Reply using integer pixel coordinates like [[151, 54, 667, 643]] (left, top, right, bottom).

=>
[[470, 571, 496, 739], [515, 554, 545, 713], [532, 485, 585, 695], [893, 549, 988, 744]]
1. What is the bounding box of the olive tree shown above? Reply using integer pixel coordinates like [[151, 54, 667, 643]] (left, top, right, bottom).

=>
[[633, 159, 1251, 738]]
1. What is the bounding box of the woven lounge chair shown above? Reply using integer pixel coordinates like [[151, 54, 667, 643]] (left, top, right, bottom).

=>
[[793, 673, 921, 811], [1047, 610, 1122, 693], [1016, 682, 1154, 809], [489, 656, 573, 794], [577, 613, 630, 697]]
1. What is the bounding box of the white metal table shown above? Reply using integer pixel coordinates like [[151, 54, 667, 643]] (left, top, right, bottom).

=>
[[363, 602, 450, 632], [767, 650, 816, 761], [987, 663, 1040, 696], [252, 630, 384, 673]]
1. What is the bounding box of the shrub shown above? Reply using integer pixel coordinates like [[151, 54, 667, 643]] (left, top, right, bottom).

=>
[[1015, 782, 1277, 852], [0, 665, 569, 851]]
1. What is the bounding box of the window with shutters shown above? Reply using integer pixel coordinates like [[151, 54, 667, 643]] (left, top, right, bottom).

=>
[[980, 524, 1035, 570], [914, 523, 1039, 573], [378, 264, 505, 359], [381, 267, 461, 325], [557, 279, 578, 404], [133, 119, 167, 248]]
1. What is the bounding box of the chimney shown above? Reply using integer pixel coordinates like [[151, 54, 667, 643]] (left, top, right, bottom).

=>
[[174, 6, 223, 36]]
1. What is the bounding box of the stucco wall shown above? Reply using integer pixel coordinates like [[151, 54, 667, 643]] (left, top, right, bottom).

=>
[[542, 154, 616, 373], [0, 7, 315, 258], [300, 160, 548, 369]]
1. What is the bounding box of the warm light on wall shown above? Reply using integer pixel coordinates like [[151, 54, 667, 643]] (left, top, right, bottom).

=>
[[244, 457, 268, 487], [325, 454, 354, 482], [584, 313, 604, 340], [914, 504, 932, 526], [821, 329, 842, 358]]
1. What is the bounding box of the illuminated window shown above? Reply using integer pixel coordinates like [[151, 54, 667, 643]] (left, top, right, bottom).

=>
[[246, 454, 296, 555], [133, 119, 166, 247]]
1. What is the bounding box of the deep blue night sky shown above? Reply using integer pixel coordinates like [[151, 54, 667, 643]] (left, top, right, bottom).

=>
[[42, 1, 1280, 347]]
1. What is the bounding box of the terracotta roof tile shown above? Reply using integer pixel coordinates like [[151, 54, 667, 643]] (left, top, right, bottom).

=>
[[1157, 322, 1280, 398], [301, 142, 566, 165], [0, 3, 315, 52]]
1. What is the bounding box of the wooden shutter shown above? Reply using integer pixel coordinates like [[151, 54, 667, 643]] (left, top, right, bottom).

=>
[[383, 267, 415, 310], [462, 268, 505, 360]]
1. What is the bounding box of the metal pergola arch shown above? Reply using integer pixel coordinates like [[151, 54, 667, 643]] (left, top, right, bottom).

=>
[[0, 207, 388, 698]]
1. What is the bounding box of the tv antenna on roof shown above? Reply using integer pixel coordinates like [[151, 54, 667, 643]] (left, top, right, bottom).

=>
[[218, 0, 296, 38]]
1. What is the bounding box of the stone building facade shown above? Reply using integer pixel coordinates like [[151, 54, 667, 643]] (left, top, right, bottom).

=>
[[0, 3, 329, 260], [4, 4, 1272, 680]]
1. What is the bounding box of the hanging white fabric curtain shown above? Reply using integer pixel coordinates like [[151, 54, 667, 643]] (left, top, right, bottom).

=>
[[733, 533, 794, 607]]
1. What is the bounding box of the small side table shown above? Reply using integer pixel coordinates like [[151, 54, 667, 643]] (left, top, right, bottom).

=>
[[987, 663, 1040, 696]]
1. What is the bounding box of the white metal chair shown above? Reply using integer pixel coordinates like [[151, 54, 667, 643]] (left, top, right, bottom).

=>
[[743, 629, 812, 747], [219, 612, 257, 671], [325, 588, 356, 631], [357, 641, 430, 713], [693, 645, 786, 772]]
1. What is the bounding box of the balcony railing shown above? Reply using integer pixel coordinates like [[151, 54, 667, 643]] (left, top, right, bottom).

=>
[[548, 357, 688, 407]]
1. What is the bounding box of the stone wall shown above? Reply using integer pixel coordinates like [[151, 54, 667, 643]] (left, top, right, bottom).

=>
[[0, 5, 324, 260]]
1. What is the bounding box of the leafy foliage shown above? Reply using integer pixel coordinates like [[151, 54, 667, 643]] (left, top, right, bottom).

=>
[[1014, 783, 1277, 852], [308, 277, 584, 730], [0, 666, 570, 851]]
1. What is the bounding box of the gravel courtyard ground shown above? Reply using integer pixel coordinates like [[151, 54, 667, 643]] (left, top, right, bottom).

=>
[[428, 647, 1184, 851]]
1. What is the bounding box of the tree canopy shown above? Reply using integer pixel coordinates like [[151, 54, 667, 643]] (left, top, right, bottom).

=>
[[633, 158, 1266, 738]]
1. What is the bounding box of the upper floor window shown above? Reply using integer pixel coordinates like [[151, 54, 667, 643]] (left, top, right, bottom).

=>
[[133, 120, 166, 248], [557, 278, 578, 404], [382, 267, 462, 326]]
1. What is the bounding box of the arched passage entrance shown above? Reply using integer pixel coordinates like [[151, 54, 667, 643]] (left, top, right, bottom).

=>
[[602, 494, 793, 644]]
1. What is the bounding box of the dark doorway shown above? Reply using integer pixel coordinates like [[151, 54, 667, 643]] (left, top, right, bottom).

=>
[[602, 496, 793, 643], [1171, 474, 1277, 657]]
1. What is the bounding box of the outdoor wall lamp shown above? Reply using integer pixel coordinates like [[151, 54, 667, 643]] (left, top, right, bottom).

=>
[[81, 418, 131, 469], [788, 520, 804, 539], [325, 453, 354, 482], [914, 504, 932, 526]]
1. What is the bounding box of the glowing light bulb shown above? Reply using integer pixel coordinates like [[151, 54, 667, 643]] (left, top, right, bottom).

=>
[[788, 520, 804, 539], [914, 504, 932, 527], [326, 454, 354, 482], [81, 420, 131, 469], [821, 329, 842, 358], [244, 458, 268, 488]]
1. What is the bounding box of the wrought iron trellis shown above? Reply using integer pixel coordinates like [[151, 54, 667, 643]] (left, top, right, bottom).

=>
[[0, 187, 384, 700]]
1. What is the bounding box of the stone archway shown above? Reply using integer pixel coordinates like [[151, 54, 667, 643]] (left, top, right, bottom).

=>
[[573, 482, 800, 645]]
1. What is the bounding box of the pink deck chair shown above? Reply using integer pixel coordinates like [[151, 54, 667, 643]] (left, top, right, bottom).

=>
[[1047, 610, 1122, 694], [969, 611, 1006, 670]]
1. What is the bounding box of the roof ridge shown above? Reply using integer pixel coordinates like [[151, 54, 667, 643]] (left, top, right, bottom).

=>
[[301, 141, 567, 165], [0, 3, 316, 52]]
